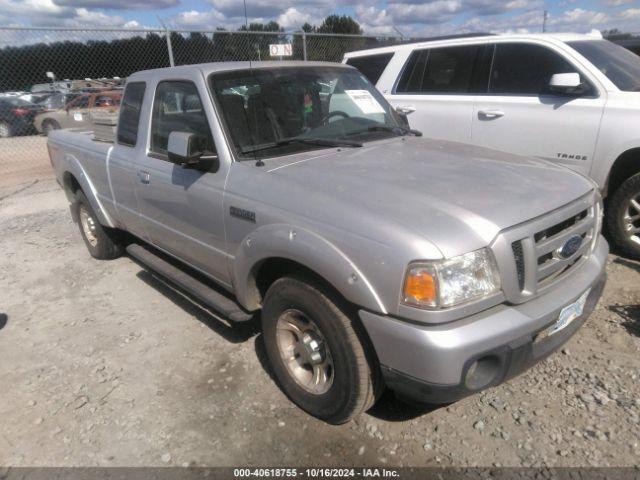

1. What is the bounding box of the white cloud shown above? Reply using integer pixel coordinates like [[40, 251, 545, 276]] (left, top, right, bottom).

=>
[[277, 8, 313, 30]]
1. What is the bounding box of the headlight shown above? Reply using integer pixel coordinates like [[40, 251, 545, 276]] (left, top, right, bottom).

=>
[[403, 248, 501, 309]]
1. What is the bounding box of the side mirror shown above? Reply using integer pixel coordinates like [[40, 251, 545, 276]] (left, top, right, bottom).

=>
[[167, 131, 217, 171], [548, 73, 588, 95]]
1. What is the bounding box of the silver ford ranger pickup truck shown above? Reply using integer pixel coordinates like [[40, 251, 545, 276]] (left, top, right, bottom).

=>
[[48, 61, 608, 424]]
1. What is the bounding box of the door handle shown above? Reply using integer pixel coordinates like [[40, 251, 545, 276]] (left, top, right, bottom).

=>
[[478, 109, 505, 119], [137, 170, 150, 184], [395, 105, 416, 115]]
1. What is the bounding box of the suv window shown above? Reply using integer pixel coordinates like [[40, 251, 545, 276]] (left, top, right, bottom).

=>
[[345, 53, 394, 85], [69, 95, 90, 109], [488, 43, 578, 95], [150, 80, 215, 156], [396, 45, 482, 94], [117, 82, 145, 147]]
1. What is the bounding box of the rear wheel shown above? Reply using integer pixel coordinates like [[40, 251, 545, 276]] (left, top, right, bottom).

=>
[[42, 119, 60, 136], [74, 190, 123, 260], [0, 121, 12, 138], [261, 275, 382, 424], [607, 173, 640, 259]]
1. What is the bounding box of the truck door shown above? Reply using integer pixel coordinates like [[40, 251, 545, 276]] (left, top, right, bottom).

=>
[[133, 79, 231, 286], [109, 82, 147, 238], [471, 42, 605, 176]]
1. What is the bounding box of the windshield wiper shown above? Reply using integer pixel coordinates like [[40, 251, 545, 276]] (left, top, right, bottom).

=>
[[345, 125, 423, 137], [241, 136, 362, 155]]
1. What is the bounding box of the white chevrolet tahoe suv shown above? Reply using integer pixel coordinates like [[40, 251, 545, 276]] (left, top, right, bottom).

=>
[[344, 32, 640, 259]]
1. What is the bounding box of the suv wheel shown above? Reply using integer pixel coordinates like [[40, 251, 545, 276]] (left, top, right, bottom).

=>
[[74, 190, 124, 260], [261, 275, 382, 424], [607, 173, 640, 259]]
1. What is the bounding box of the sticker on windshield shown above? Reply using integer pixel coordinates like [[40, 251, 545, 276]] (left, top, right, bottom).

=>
[[345, 90, 385, 115]]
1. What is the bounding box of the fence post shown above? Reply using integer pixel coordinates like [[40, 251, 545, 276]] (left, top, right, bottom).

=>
[[302, 31, 307, 61], [165, 27, 175, 67]]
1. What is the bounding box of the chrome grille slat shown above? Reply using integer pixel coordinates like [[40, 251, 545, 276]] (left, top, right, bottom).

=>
[[537, 239, 591, 281], [535, 215, 593, 256], [490, 191, 598, 304]]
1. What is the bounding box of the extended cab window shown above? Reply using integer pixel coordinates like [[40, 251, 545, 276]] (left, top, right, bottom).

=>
[[488, 43, 578, 95], [150, 81, 215, 157], [345, 53, 394, 85], [396, 45, 482, 94], [117, 82, 145, 147]]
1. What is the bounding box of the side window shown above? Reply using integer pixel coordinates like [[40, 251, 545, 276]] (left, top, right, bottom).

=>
[[69, 95, 89, 109], [150, 81, 215, 157], [345, 53, 394, 85], [396, 49, 428, 93], [117, 82, 146, 147], [396, 45, 482, 94], [489, 43, 578, 95]]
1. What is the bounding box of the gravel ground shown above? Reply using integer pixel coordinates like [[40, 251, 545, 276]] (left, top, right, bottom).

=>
[[0, 177, 639, 468]]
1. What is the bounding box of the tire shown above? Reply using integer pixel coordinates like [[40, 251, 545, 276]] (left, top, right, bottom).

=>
[[606, 172, 640, 259], [73, 190, 123, 260], [261, 275, 382, 424], [42, 119, 60, 136], [0, 121, 12, 138]]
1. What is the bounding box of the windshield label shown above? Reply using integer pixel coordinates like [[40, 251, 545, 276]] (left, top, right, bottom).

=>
[[345, 90, 385, 115]]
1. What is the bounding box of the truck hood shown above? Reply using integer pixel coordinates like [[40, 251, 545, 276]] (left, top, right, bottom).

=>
[[266, 137, 594, 258]]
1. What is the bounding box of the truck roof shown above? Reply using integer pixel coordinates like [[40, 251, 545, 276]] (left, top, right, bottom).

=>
[[343, 31, 605, 58], [128, 61, 350, 81]]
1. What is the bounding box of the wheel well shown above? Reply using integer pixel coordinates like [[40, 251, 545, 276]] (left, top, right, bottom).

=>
[[249, 257, 342, 309], [608, 148, 640, 197], [62, 172, 81, 195]]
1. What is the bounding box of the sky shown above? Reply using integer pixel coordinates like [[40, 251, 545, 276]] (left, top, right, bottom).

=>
[[0, 0, 639, 37]]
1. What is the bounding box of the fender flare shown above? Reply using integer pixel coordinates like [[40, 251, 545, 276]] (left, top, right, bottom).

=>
[[232, 223, 388, 314], [61, 149, 116, 228]]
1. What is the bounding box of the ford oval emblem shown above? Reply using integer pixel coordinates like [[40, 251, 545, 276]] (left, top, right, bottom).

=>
[[557, 235, 583, 259]]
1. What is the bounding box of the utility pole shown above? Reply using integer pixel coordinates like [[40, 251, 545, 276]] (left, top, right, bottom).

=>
[[542, 10, 548, 33]]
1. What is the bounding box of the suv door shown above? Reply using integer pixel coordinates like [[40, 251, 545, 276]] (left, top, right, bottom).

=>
[[471, 42, 606, 176], [385, 44, 489, 142], [134, 79, 231, 286]]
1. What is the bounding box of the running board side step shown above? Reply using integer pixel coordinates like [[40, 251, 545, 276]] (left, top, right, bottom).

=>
[[126, 244, 253, 322]]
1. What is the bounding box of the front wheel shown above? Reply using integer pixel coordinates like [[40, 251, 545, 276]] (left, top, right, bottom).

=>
[[606, 172, 640, 259], [261, 275, 382, 424]]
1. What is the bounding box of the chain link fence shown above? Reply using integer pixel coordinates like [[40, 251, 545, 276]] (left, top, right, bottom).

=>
[[1, 26, 638, 189], [0, 26, 420, 187]]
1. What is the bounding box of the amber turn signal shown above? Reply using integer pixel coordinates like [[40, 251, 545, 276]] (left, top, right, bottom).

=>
[[403, 265, 437, 307]]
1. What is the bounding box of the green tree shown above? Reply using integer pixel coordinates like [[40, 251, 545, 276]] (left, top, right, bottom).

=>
[[316, 15, 363, 35]]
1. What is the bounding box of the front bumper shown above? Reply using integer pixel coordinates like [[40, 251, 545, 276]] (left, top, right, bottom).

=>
[[359, 235, 608, 404]]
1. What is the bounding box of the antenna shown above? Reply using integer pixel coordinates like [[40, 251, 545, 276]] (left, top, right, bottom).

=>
[[542, 10, 548, 33], [242, 0, 264, 167]]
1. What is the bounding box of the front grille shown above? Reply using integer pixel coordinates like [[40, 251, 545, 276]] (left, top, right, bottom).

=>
[[534, 208, 593, 286], [511, 240, 525, 291], [491, 193, 598, 303]]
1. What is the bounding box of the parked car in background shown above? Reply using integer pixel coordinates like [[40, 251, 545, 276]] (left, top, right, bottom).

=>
[[344, 31, 640, 259], [48, 62, 607, 423], [35, 90, 122, 135], [37, 92, 81, 111], [0, 97, 42, 138]]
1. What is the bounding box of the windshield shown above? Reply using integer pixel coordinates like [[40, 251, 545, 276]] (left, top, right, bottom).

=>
[[209, 66, 404, 159], [567, 40, 640, 92]]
